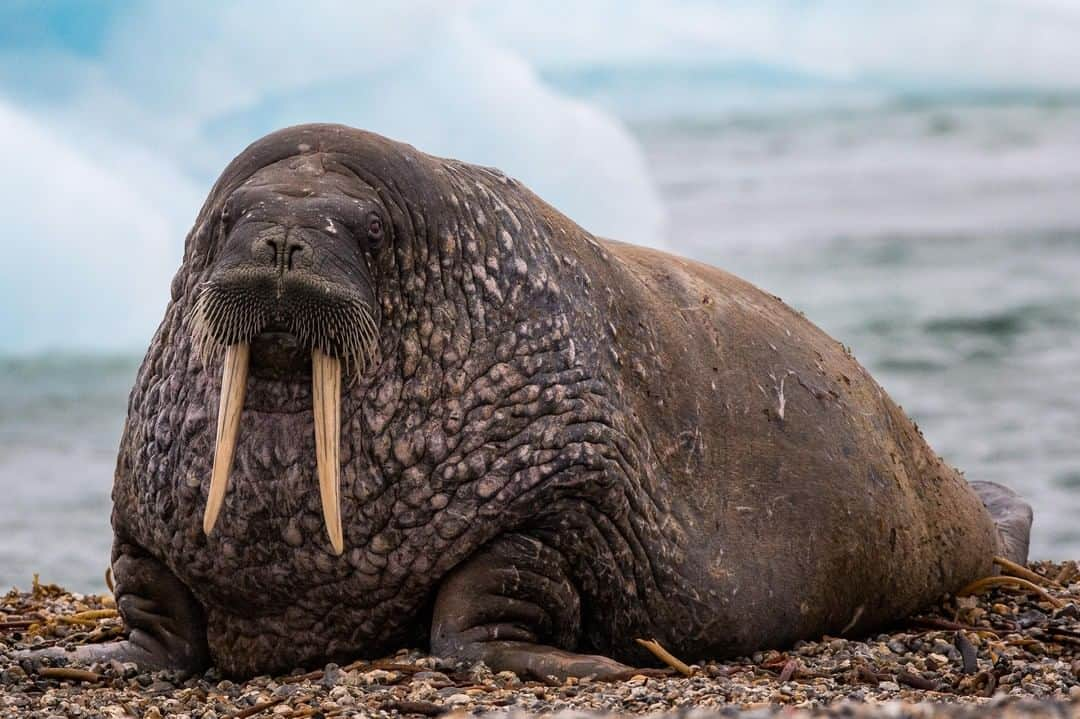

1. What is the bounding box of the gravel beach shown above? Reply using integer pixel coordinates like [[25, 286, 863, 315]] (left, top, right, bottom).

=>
[[1, 560, 1078, 718]]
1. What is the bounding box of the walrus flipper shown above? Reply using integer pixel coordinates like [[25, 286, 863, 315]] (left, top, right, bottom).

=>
[[19, 549, 210, 674], [970, 481, 1033, 565], [430, 534, 647, 681]]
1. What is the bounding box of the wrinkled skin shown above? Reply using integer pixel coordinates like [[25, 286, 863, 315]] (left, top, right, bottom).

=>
[[28, 124, 1030, 679]]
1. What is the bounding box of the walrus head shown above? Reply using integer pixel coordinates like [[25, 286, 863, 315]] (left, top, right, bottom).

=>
[[190, 152, 389, 554]]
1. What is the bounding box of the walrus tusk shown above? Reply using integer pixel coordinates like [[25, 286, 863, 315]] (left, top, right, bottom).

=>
[[312, 348, 344, 555], [204, 343, 250, 536]]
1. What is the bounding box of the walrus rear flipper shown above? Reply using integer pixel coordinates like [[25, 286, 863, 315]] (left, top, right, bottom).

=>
[[970, 481, 1033, 565]]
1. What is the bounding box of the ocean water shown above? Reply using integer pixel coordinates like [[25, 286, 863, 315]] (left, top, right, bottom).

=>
[[2, 99, 1079, 592]]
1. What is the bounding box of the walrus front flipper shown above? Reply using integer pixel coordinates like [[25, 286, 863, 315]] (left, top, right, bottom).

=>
[[970, 481, 1034, 565], [431, 534, 641, 681], [20, 549, 210, 674]]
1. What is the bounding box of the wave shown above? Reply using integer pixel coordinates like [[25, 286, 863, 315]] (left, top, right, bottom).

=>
[[469, 0, 1080, 121]]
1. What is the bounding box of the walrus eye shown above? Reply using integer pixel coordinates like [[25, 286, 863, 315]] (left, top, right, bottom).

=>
[[366, 215, 384, 246]]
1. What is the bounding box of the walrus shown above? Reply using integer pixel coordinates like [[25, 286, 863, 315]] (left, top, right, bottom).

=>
[[25, 124, 1032, 679]]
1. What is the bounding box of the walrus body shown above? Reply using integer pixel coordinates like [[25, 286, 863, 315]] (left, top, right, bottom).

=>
[[42, 125, 1030, 678]]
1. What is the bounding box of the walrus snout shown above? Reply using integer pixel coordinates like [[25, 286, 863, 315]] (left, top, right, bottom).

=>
[[249, 226, 314, 274], [190, 270, 379, 373]]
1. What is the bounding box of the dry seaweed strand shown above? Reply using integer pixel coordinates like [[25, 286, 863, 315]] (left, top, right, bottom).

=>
[[635, 637, 694, 676], [993, 555, 1061, 588], [958, 574, 1065, 609], [37, 667, 103, 683], [56, 609, 119, 625]]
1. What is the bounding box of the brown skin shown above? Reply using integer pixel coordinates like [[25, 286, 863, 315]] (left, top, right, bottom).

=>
[[23, 124, 1027, 679]]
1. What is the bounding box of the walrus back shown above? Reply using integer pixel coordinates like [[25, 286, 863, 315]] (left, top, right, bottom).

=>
[[591, 239, 1002, 652]]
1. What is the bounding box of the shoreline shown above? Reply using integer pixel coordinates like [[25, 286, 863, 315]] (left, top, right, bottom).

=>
[[1, 561, 1078, 717]]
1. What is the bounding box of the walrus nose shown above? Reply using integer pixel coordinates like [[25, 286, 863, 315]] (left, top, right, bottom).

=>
[[251, 227, 312, 273]]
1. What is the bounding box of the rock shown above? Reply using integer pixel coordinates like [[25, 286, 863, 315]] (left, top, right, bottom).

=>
[[1, 666, 27, 684], [414, 670, 454, 687], [320, 662, 342, 687]]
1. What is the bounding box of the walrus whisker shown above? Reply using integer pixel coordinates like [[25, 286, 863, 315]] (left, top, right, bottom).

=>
[[188, 290, 222, 367]]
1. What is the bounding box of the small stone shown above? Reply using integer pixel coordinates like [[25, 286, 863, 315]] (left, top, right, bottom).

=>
[[494, 670, 521, 688], [878, 681, 900, 691], [1, 666, 27, 684], [468, 661, 493, 682], [321, 662, 342, 687], [1070, 685, 1080, 700], [446, 693, 471, 706], [1054, 603, 1080, 619], [931, 640, 954, 655], [414, 670, 453, 687], [355, 668, 395, 685], [1016, 609, 1047, 628]]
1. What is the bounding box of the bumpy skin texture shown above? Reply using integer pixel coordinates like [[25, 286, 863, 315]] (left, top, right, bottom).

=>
[[110, 124, 1004, 677]]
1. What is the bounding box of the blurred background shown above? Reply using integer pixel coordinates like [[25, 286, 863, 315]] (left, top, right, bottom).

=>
[[1, 0, 1079, 591]]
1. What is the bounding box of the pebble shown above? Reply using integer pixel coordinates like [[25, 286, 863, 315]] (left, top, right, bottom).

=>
[[1, 561, 1079, 717]]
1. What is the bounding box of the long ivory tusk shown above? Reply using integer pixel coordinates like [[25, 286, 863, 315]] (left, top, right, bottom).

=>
[[312, 348, 344, 555], [204, 343, 250, 536]]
